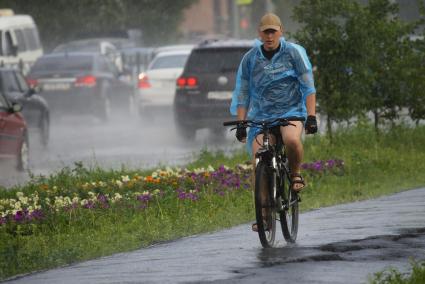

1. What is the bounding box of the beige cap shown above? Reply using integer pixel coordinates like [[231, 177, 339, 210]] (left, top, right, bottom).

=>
[[259, 13, 282, 32]]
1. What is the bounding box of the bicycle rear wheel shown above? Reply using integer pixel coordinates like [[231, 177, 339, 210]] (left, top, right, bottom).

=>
[[255, 161, 276, 248], [280, 171, 299, 243]]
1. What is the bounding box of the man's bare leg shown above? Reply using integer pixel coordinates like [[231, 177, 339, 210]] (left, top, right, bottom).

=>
[[281, 121, 305, 191]]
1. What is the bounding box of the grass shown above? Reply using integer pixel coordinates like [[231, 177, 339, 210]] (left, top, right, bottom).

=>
[[369, 260, 425, 284], [0, 124, 424, 280]]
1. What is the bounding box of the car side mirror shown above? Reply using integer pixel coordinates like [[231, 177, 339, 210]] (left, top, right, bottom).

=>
[[11, 103, 22, 113]]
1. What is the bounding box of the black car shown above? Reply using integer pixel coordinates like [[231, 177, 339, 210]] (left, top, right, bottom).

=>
[[0, 68, 50, 147], [173, 39, 253, 139], [27, 52, 132, 121]]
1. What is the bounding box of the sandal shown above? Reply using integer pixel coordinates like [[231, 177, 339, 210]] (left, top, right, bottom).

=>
[[252, 221, 271, 232], [291, 173, 306, 192]]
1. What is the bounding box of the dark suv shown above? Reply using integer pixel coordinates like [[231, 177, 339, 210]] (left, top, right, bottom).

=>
[[173, 39, 253, 139]]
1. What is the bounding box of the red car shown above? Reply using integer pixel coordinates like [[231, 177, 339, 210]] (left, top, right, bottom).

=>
[[0, 91, 28, 171]]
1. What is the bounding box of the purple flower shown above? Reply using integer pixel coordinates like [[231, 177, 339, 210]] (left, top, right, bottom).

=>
[[29, 209, 44, 220], [137, 193, 152, 202], [178, 192, 187, 200], [97, 194, 108, 203], [13, 211, 25, 222], [326, 159, 336, 168], [83, 200, 95, 209]]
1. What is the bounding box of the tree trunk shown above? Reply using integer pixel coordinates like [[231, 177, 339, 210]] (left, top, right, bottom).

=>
[[326, 115, 333, 143], [373, 110, 380, 135]]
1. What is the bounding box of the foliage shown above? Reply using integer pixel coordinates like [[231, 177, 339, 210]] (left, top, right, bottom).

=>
[[346, 0, 419, 130], [293, 0, 364, 138], [0, 0, 197, 50], [370, 260, 425, 284], [293, 0, 425, 136]]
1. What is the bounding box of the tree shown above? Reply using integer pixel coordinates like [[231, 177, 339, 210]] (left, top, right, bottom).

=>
[[292, 0, 363, 139], [346, 0, 417, 132], [0, 0, 197, 50]]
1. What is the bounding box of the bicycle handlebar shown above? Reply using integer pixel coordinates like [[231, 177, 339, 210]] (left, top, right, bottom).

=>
[[223, 117, 303, 128]]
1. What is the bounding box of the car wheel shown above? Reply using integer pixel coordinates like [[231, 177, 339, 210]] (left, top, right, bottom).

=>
[[16, 134, 29, 172], [39, 114, 50, 147]]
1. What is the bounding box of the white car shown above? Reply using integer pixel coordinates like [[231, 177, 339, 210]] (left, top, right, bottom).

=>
[[137, 48, 192, 120]]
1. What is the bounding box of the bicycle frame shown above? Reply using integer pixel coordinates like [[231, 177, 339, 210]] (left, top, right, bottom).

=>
[[223, 117, 301, 246]]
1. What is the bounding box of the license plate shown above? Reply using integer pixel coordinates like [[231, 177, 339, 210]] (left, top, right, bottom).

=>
[[207, 91, 232, 100], [42, 83, 71, 91]]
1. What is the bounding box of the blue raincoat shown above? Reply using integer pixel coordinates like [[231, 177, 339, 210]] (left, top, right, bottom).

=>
[[230, 37, 316, 154]]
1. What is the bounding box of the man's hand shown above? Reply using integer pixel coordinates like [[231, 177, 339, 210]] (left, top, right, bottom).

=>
[[305, 115, 318, 134], [236, 124, 247, 142]]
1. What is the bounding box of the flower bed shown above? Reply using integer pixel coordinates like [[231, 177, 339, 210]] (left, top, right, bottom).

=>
[[0, 160, 344, 231]]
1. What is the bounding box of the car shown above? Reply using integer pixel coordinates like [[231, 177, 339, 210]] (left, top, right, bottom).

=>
[[0, 9, 43, 75], [0, 68, 49, 147], [0, 90, 29, 171], [52, 38, 126, 72], [173, 39, 253, 139], [137, 48, 192, 120], [151, 44, 195, 58], [27, 52, 133, 121]]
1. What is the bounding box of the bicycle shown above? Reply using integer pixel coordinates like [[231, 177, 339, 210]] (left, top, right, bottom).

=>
[[223, 118, 301, 248]]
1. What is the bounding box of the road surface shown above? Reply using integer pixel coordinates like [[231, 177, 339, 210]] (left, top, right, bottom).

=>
[[5, 187, 425, 284]]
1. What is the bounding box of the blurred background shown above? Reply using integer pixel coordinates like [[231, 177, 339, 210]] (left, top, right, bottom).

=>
[[0, 0, 423, 187], [1, 0, 422, 49]]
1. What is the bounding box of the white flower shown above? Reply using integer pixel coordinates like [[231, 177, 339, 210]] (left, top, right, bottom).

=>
[[115, 180, 123, 188], [16, 192, 24, 198], [207, 165, 215, 172], [121, 175, 130, 183], [14, 201, 22, 210], [64, 196, 72, 205], [193, 167, 205, 174], [238, 163, 252, 170]]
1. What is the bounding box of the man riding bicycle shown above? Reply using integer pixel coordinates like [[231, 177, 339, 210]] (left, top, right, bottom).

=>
[[230, 13, 318, 231]]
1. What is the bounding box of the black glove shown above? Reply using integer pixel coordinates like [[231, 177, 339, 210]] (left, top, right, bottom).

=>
[[235, 124, 247, 142], [305, 115, 318, 134]]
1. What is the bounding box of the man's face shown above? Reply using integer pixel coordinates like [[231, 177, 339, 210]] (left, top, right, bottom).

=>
[[259, 28, 282, 51]]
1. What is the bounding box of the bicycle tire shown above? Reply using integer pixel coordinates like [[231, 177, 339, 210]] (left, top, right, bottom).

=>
[[280, 170, 299, 243], [255, 161, 276, 248]]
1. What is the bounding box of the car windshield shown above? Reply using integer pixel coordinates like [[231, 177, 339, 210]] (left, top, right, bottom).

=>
[[185, 48, 249, 73], [149, 54, 189, 70], [31, 55, 93, 72]]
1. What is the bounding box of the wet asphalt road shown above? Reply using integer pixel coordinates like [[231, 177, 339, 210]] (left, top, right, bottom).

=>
[[5, 187, 425, 284]]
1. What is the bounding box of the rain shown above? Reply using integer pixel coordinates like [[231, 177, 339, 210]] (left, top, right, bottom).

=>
[[0, 1, 424, 283]]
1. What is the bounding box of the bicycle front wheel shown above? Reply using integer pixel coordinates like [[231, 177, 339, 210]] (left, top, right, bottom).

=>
[[255, 161, 276, 248], [280, 171, 299, 243]]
